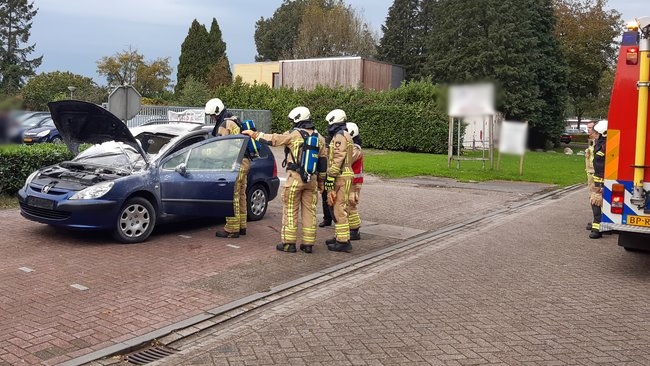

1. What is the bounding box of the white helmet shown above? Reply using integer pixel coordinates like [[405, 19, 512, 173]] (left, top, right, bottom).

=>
[[594, 119, 608, 136], [346, 122, 359, 138], [326, 109, 347, 125], [205, 98, 225, 116], [288, 106, 311, 123]]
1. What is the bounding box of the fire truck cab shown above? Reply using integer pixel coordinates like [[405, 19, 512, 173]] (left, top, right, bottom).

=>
[[601, 17, 650, 250]]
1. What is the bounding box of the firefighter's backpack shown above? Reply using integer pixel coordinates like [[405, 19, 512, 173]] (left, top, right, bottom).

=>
[[283, 129, 320, 182], [241, 119, 261, 157]]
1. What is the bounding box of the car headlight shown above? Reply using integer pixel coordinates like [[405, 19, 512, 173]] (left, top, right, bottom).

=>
[[70, 181, 114, 200], [36, 130, 50, 138], [24, 171, 39, 189]]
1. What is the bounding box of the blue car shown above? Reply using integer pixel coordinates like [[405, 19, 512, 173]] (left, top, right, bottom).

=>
[[18, 100, 280, 243], [22, 117, 63, 144]]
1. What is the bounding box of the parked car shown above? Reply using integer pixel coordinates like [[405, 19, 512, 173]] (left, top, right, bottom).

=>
[[22, 117, 63, 144], [18, 100, 280, 243], [9, 112, 51, 143], [560, 132, 572, 144]]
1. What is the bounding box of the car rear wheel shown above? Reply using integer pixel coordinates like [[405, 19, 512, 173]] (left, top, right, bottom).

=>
[[247, 184, 268, 221], [51, 136, 63, 144], [113, 197, 156, 243]]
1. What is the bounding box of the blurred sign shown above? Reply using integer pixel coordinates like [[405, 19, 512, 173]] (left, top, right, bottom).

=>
[[108, 86, 142, 121], [498, 120, 528, 155], [448, 83, 495, 117], [167, 109, 205, 123]]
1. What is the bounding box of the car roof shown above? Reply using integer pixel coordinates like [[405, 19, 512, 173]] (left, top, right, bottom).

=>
[[130, 122, 206, 137]]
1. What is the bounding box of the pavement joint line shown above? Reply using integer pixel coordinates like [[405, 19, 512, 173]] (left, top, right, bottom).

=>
[[70, 184, 585, 366], [18, 267, 34, 273], [225, 244, 240, 249], [70, 284, 89, 291]]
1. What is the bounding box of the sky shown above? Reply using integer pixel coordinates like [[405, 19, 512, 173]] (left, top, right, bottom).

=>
[[29, 0, 647, 87]]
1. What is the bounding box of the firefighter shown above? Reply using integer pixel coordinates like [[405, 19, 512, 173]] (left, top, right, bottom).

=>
[[242, 106, 327, 253], [590, 119, 607, 239], [205, 98, 250, 238], [584, 122, 597, 230], [319, 133, 334, 228], [346, 122, 363, 241], [324, 109, 354, 252]]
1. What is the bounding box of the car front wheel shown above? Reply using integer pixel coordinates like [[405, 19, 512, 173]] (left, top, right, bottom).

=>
[[247, 184, 268, 221], [113, 197, 156, 243]]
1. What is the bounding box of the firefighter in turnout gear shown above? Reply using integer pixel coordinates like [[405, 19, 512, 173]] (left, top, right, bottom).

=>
[[205, 98, 250, 238], [345, 122, 363, 241], [324, 109, 354, 252], [243, 106, 327, 253], [590, 119, 607, 239], [584, 121, 597, 230]]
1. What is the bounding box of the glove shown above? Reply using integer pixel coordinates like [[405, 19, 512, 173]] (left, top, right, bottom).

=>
[[324, 176, 335, 192], [327, 191, 336, 206]]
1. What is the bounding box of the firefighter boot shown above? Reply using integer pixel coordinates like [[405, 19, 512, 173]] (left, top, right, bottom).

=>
[[319, 219, 332, 227], [239, 228, 247, 235], [585, 223, 592, 231], [328, 241, 352, 253], [299, 244, 313, 253], [276, 243, 297, 253], [589, 230, 602, 239], [325, 237, 337, 245], [216, 230, 239, 238], [350, 228, 361, 241]]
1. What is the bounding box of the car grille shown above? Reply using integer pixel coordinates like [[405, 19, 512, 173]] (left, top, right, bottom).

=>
[[20, 202, 71, 220], [30, 185, 68, 195]]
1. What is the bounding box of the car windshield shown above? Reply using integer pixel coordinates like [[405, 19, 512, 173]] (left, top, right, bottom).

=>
[[134, 132, 176, 155], [72, 141, 143, 170], [23, 116, 48, 127]]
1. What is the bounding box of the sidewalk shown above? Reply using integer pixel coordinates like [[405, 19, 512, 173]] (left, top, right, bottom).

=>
[[153, 188, 650, 366]]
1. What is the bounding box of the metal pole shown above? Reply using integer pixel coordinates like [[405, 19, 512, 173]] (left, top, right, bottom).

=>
[[457, 118, 461, 169]]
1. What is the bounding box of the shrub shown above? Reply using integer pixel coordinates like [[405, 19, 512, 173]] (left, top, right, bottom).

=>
[[0, 144, 73, 195]]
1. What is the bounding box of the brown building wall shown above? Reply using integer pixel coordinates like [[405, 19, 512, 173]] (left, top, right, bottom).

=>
[[280, 58, 363, 90]]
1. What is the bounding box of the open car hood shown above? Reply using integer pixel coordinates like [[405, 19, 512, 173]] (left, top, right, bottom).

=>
[[48, 100, 148, 162]]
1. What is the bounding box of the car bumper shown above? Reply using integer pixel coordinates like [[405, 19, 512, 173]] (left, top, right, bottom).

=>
[[18, 188, 120, 230], [268, 177, 280, 201], [22, 136, 47, 144]]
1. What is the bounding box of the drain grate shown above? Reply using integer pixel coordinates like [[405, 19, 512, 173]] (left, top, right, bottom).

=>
[[124, 345, 177, 365]]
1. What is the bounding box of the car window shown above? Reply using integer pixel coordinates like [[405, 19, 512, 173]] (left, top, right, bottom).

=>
[[162, 150, 189, 170], [169, 135, 207, 155], [186, 139, 245, 171], [42, 119, 55, 128], [135, 132, 175, 154]]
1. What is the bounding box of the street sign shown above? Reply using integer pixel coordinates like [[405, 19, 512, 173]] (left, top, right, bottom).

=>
[[108, 85, 142, 122], [498, 120, 528, 155], [448, 83, 495, 117]]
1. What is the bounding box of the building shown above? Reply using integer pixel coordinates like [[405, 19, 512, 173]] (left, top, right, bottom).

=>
[[233, 56, 404, 91]]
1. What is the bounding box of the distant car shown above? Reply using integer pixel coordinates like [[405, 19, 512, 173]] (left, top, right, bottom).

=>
[[560, 132, 572, 144], [22, 118, 63, 144], [9, 112, 51, 143], [18, 100, 280, 243]]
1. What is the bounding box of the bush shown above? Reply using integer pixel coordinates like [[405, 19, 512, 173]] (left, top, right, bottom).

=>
[[0, 144, 73, 195]]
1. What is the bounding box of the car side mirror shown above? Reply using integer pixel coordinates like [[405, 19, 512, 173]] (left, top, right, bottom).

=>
[[175, 163, 187, 176]]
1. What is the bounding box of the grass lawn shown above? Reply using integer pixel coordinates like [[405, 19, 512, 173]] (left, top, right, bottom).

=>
[[0, 194, 18, 210], [364, 149, 586, 187]]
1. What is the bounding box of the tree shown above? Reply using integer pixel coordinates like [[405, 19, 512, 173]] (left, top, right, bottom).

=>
[[292, 0, 377, 59], [421, 0, 568, 148], [176, 75, 210, 107], [255, 0, 377, 60], [0, 0, 42, 95], [554, 0, 621, 128], [21, 71, 108, 110], [377, 0, 420, 78], [96, 47, 172, 98], [254, 0, 308, 61], [207, 18, 232, 88], [176, 20, 211, 93]]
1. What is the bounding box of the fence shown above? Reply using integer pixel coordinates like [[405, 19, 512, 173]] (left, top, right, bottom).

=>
[[102, 104, 273, 132]]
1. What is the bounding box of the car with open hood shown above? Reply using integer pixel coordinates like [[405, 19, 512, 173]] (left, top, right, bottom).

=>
[[18, 100, 280, 243]]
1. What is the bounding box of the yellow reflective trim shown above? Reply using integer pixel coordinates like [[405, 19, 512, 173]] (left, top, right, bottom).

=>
[[605, 129, 620, 180]]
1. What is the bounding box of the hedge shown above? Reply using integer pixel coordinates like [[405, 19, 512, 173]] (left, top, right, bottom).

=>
[[210, 80, 452, 153], [0, 144, 73, 195]]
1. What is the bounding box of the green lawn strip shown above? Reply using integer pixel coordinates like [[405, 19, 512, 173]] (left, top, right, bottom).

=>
[[0, 194, 18, 210], [364, 149, 586, 187]]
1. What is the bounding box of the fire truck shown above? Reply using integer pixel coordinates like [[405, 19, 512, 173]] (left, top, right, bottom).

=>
[[601, 17, 650, 250]]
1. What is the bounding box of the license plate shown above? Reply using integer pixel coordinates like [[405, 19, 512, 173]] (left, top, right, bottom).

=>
[[23, 138, 32, 143], [26, 196, 54, 210], [627, 215, 650, 228]]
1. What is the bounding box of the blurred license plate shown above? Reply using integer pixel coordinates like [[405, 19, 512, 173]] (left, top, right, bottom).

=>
[[27, 196, 54, 209], [627, 215, 650, 227], [23, 138, 32, 143]]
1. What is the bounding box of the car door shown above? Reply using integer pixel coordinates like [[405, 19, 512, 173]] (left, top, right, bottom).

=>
[[158, 137, 247, 217]]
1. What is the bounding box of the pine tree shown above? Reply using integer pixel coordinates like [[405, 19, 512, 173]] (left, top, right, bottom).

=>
[[377, 0, 420, 79], [0, 0, 42, 95], [207, 18, 232, 87], [176, 20, 211, 93], [422, 0, 567, 148]]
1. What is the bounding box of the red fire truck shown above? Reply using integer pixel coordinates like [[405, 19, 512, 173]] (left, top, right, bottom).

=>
[[601, 17, 650, 250]]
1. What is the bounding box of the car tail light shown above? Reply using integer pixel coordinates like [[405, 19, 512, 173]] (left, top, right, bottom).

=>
[[611, 184, 625, 214], [273, 159, 278, 177], [627, 47, 639, 65]]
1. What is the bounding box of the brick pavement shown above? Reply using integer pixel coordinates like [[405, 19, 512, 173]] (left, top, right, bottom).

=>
[[150, 188, 650, 366], [0, 157, 529, 365]]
